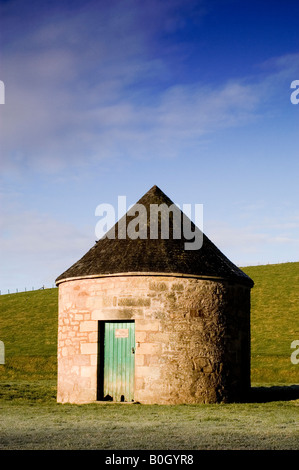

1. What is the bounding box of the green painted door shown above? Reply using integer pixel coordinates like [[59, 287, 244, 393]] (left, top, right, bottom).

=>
[[103, 321, 135, 402]]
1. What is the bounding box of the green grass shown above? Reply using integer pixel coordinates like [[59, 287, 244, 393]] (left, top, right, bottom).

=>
[[0, 288, 58, 380], [0, 381, 298, 450], [242, 262, 299, 385], [0, 288, 58, 356], [0, 262, 298, 384], [0, 263, 298, 450]]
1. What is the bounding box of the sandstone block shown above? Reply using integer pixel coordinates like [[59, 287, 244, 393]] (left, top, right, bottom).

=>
[[88, 332, 98, 343], [149, 281, 168, 291], [138, 342, 162, 355], [136, 365, 160, 379], [135, 331, 147, 342], [80, 342, 97, 355], [136, 319, 160, 331], [81, 366, 94, 378], [73, 355, 91, 366], [147, 332, 170, 343], [118, 297, 151, 307], [90, 354, 98, 366], [80, 320, 98, 332], [91, 308, 134, 320], [135, 354, 145, 366]]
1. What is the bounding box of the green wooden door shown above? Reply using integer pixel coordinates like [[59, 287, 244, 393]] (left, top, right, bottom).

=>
[[103, 321, 135, 402]]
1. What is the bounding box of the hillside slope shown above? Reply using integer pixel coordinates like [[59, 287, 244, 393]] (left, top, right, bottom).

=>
[[0, 288, 58, 379], [243, 262, 299, 384], [0, 262, 298, 384]]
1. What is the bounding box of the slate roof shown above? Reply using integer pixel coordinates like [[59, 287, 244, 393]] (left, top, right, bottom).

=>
[[55, 185, 254, 287]]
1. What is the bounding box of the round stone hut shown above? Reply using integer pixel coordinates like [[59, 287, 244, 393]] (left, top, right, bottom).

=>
[[55, 185, 254, 404]]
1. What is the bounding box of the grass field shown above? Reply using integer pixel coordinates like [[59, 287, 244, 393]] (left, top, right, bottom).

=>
[[0, 381, 298, 450], [0, 262, 298, 450], [243, 262, 299, 385]]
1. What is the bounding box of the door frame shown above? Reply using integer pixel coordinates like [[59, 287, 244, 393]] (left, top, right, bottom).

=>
[[97, 320, 135, 401]]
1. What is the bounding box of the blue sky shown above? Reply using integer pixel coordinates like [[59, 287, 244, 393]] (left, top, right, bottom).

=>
[[1, 0, 299, 293]]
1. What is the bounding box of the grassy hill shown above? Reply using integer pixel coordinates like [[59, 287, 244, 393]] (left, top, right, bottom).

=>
[[243, 262, 299, 384], [0, 288, 58, 380], [0, 262, 298, 385]]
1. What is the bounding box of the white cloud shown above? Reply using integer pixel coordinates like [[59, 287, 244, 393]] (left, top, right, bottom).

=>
[[0, 202, 93, 291], [1, 0, 299, 291], [2, 1, 296, 176], [205, 215, 299, 267], [0, 73, 265, 173]]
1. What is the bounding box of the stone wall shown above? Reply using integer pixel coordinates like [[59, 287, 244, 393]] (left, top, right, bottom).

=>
[[57, 275, 251, 404]]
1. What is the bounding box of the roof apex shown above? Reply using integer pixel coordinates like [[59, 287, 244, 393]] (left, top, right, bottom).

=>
[[56, 186, 254, 287]]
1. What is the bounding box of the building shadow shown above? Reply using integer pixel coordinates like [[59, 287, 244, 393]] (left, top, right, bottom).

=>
[[247, 385, 299, 403]]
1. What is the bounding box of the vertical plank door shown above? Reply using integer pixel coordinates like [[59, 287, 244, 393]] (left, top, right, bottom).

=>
[[103, 321, 135, 401]]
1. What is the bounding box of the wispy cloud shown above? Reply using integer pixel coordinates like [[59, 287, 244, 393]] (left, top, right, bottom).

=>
[[0, 201, 93, 290], [1, 0, 299, 290], [2, 1, 298, 176], [206, 212, 299, 267]]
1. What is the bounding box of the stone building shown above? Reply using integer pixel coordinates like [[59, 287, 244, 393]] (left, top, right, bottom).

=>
[[55, 185, 254, 404]]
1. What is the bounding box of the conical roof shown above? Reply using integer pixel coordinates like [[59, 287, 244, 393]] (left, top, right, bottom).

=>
[[56, 185, 253, 287]]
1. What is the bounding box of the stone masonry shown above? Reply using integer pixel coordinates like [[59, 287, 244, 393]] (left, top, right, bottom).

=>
[[57, 274, 251, 404]]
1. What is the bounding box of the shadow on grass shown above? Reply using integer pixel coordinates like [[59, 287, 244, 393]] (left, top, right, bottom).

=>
[[248, 385, 299, 403]]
